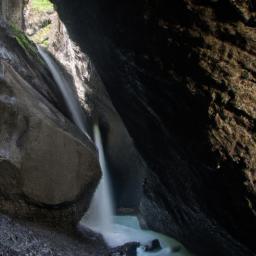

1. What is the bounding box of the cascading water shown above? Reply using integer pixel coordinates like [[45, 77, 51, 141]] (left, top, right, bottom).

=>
[[38, 46, 192, 256], [38, 45, 114, 233], [38, 45, 114, 230], [84, 124, 114, 232], [37, 46, 88, 136]]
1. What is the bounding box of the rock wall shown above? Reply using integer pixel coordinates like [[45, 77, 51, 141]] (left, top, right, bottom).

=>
[[0, 0, 24, 29], [52, 0, 256, 255], [24, 0, 55, 46], [0, 22, 101, 227], [48, 16, 147, 208]]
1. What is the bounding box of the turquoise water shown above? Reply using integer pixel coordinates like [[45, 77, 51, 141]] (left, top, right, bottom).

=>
[[82, 215, 192, 256]]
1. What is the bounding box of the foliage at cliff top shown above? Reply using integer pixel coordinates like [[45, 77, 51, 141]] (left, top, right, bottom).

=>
[[31, 0, 54, 12]]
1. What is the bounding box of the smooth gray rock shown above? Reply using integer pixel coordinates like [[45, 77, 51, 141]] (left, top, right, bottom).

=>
[[0, 23, 101, 226]]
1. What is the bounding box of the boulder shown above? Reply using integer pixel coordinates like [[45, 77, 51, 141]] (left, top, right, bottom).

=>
[[0, 23, 101, 226], [142, 239, 161, 252], [109, 242, 140, 256]]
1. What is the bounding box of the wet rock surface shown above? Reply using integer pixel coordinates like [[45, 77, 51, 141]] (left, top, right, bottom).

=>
[[52, 0, 256, 255], [142, 239, 161, 252], [109, 242, 140, 256]]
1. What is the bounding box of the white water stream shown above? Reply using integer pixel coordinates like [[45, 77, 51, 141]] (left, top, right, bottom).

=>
[[84, 124, 114, 232], [37, 46, 89, 136], [81, 127, 191, 256], [38, 46, 192, 256]]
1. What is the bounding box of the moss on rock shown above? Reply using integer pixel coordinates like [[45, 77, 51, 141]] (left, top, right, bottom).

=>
[[11, 24, 37, 55]]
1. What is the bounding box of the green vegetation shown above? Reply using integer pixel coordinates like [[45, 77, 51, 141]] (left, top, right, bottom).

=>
[[10, 25, 39, 57], [31, 0, 54, 12]]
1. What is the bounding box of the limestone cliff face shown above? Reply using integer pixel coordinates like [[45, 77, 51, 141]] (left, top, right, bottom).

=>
[[52, 0, 256, 255]]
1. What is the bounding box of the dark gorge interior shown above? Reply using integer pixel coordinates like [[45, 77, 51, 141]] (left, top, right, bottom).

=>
[[0, 0, 256, 255]]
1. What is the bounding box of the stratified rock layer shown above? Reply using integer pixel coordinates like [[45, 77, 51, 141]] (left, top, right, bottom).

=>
[[52, 0, 256, 255], [0, 22, 101, 226]]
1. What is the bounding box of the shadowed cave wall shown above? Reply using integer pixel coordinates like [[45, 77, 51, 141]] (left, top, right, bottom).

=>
[[51, 1, 256, 256], [2, 0, 256, 255]]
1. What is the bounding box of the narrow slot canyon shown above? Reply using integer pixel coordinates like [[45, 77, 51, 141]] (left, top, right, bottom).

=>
[[0, 0, 256, 256]]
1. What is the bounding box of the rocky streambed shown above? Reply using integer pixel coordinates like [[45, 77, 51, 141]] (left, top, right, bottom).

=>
[[0, 214, 108, 256]]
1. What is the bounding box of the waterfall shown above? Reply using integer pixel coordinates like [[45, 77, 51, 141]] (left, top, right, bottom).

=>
[[38, 46, 191, 256], [84, 124, 114, 231], [38, 45, 114, 232], [37, 46, 88, 136]]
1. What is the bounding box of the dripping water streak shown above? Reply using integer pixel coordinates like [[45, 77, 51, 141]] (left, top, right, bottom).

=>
[[37, 46, 88, 135]]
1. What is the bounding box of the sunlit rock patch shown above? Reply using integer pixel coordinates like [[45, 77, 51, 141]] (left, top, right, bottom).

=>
[[24, 0, 55, 47]]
